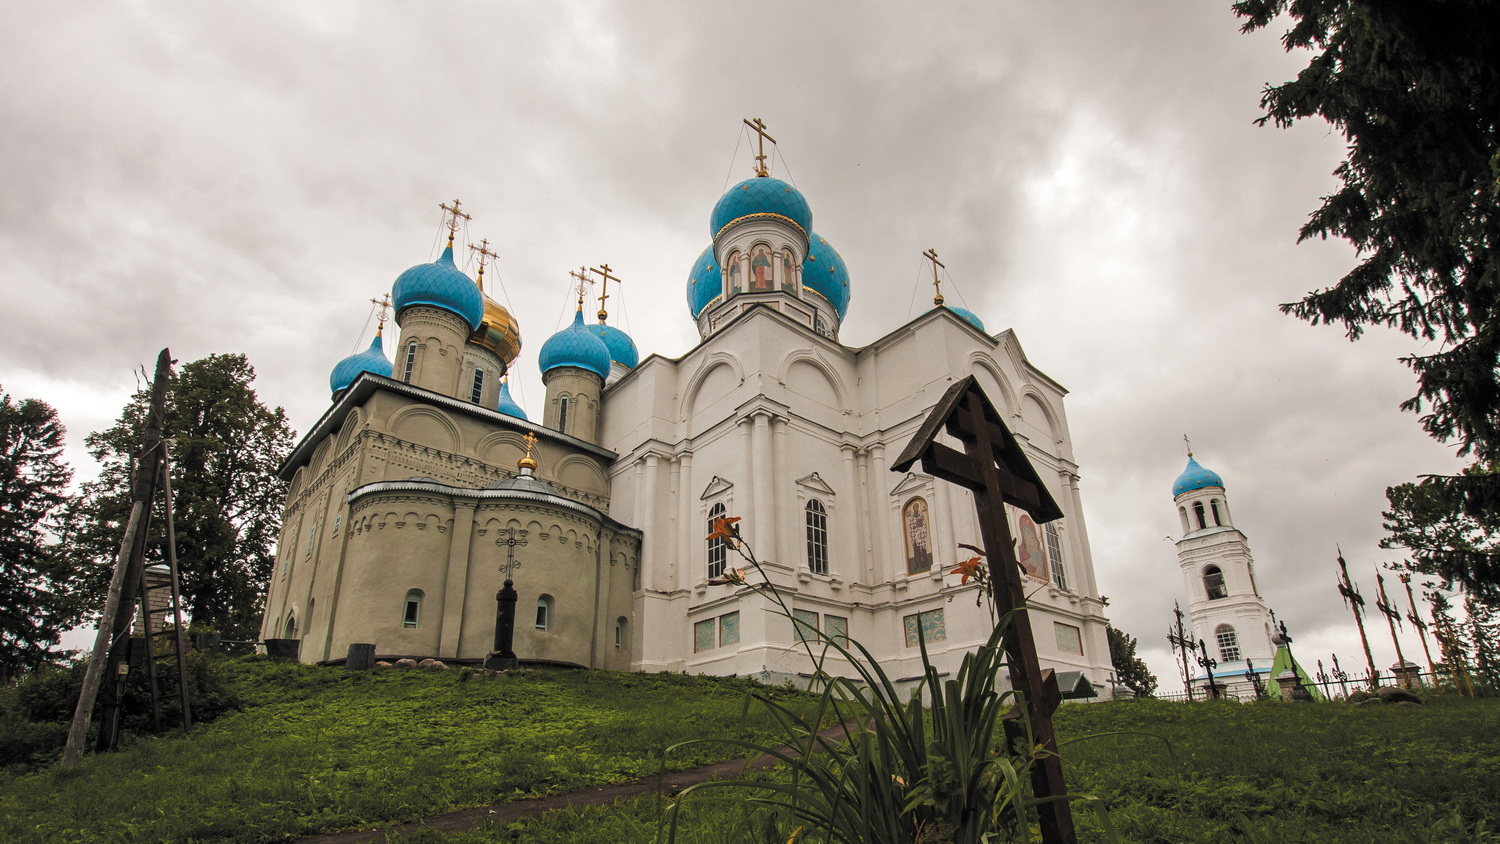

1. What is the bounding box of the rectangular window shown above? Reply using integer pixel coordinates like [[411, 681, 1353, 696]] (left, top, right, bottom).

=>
[[719, 611, 740, 647], [1046, 522, 1068, 590], [824, 615, 848, 648], [470, 368, 485, 403], [558, 396, 570, 435], [1055, 622, 1083, 656], [403, 342, 417, 382], [694, 618, 716, 653], [792, 609, 819, 642], [903, 609, 946, 647], [403, 597, 420, 628]]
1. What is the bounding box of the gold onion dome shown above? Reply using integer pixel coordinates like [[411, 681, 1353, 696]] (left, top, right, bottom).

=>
[[470, 294, 522, 366]]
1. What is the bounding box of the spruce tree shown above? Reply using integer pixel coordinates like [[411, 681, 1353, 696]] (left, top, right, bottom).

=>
[[1107, 624, 1158, 698], [0, 390, 72, 677]]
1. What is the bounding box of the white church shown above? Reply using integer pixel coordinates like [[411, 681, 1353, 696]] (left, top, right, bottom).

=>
[[260, 130, 1116, 691]]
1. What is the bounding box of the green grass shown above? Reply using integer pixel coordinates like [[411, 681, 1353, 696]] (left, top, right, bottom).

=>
[[0, 657, 815, 843], [400, 695, 1500, 843], [3, 657, 1498, 843]]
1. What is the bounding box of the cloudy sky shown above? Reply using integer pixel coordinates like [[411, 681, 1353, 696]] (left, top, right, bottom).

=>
[[3, 2, 1467, 688]]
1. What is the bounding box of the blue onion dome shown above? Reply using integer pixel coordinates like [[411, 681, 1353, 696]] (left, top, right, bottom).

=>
[[1173, 454, 1225, 497], [495, 377, 527, 420], [587, 323, 639, 369], [710, 177, 813, 239], [687, 245, 722, 317], [470, 294, 522, 367], [947, 306, 986, 333], [538, 309, 611, 379], [329, 332, 393, 396], [803, 233, 851, 318], [391, 245, 484, 331]]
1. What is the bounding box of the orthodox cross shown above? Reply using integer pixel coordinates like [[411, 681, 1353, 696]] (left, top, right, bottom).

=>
[[1166, 601, 1196, 701], [743, 117, 775, 177], [1330, 653, 1351, 696], [1374, 571, 1412, 688], [892, 376, 1075, 843], [470, 238, 499, 293], [495, 529, 528, 583], [439, 198, 471, 249], [1196, 638, 1220, 699], [1335, 549, 1380, 687], [923, 248, 946, 306], [570, 266, 592, 310], [1243, 659, 1267, 699], [519, 431, 538, 470], [369, 294, 392, 335], [590, 263, 620, 323], [1399, 573, 1438, 680]]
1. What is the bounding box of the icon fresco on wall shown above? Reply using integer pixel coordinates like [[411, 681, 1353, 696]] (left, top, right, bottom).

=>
[[728, 250, 742, 295], [750, 245, 774, 291], [1010, 505, 1050, 582], [903, 497, 932, 574], [781, 251, 795, 291]]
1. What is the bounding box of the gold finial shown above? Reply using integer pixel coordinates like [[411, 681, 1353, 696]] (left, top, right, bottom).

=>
[[590, 263, 620, 323], [439, 198, 471, 249], [1184, 434, 1193, 458], [518, 431, 539, 470], [923, 248, 946, 306], [570, 266, 591, 311], [743, 117, 776, 178], [370, 294, 392, 336], [469, 238, 498, 293]]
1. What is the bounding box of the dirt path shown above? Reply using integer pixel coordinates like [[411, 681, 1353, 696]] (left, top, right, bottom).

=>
[[294, 721, 857, 843]]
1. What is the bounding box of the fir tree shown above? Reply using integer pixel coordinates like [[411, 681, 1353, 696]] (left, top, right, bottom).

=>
[[1107, 624, 1158, 698], [0, 390, 72, 677]]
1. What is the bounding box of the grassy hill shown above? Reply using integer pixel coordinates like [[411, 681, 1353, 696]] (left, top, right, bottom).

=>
[[1, 657, 1497, 842]]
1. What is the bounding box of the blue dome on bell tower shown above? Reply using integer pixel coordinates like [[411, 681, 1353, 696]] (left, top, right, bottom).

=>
[[1173, 455, 1225, 497], [710, 177, 813, 239], [539, 309, 612, 380]]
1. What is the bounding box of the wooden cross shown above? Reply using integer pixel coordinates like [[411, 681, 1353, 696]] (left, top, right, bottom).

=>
[[590, 263, 620, 323], [369, 294, 392, 334], [439, 198, 471, 248], [923, 248, 945, 306], [892, 376, 1075, 843], [470, 238, 499, 293], [743, 117, 776, 177]]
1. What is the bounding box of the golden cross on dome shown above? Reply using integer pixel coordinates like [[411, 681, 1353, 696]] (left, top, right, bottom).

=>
[[369, 294, 392, 334], [923, 248, 946, 306], [590, 263, 620, 323], [570, 266, 591, 310], [743, 117, 776, 177], [469, 238, 498, 293], [439, 198, 471, 248], [518, 431, 539, 470], [1183, 434, 1193, 457]]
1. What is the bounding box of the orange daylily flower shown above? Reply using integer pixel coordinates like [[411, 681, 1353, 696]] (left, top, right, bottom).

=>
[[707, 515, 742, 543], [950, 555, 985, 585]]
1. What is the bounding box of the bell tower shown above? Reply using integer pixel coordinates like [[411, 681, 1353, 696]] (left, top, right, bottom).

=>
[[1172, 445, 1275, 675]]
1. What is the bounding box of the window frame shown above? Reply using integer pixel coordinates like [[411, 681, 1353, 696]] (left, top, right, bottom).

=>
[[707, 502, 728, 580], [805, 499, 829, 575]]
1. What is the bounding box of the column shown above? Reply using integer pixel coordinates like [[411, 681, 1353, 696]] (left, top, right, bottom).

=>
[[855, 448, 875, 581], [666, 456, 681, 590], [840, 444, 858, 581], [639, 453, 660, 585], [751, 412, 774, 559], [674, 452, 694, 591], [771, 416, 789, 565], [868, 443, 891, 582], [438, 500, 476, 658]]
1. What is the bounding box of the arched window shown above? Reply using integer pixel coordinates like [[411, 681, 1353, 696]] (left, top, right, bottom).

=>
[[402, 590, 423, 628], [903, 497, 932, 574], [707, 503, 727, 579], [615, 617, 627, 650], [283, 614, 297, 638], [1215, 624, 1240, 661], [558, 395, 570, 434], [1178, 506, 1189, 534], [402, 341, 418, 383], [1192, 501, 1207, 530], [535, 594, 554, 631], [1203, 565, 1228, 600], [470, 368, 485, 403], [805, 499, 829, 575], [1210, 499, 1222, 526], [1045, 522, 1068, 590]]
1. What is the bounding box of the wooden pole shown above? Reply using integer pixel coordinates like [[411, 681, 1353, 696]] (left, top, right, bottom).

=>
[[61, 349, 172, 767]]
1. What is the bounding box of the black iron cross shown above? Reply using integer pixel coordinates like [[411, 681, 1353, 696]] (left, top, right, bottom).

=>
[[893, 376, 1075, 843], [496, 530, 527, 583]]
